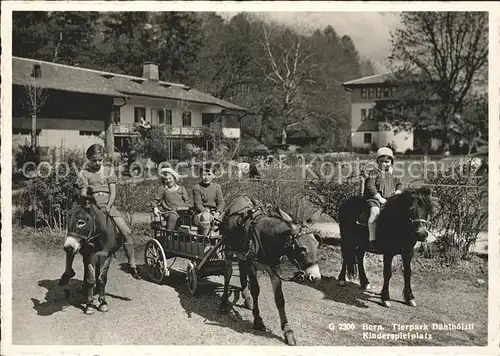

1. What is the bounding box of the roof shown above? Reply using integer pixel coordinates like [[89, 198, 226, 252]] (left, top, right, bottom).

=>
[[342, 72, 395, 87], [13, 57, 246, 112], [356, 120, 379, 132]]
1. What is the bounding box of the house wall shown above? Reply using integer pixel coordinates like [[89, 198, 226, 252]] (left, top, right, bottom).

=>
[[348, 86, 414, 152], [377, 123, 414, 153], [352, 131, 378, 150], [12, 87, 112, 151], [351, 102, 376, 132]]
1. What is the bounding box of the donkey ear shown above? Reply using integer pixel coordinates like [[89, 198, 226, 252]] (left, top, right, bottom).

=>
[[420, 186, 433, 196], [278, 208, 293, 223]]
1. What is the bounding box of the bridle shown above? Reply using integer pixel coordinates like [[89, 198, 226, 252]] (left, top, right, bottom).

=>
[[68, 207, 101, 248], [276, 224, 319, 282], [408, 203, 430, 234]]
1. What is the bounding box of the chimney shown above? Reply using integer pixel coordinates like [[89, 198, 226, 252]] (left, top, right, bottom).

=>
[[143, 62, 159, 81], [31, 64, 42, 78]]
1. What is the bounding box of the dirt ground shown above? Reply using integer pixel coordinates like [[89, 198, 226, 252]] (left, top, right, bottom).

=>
[[10, 236, 488, 347]]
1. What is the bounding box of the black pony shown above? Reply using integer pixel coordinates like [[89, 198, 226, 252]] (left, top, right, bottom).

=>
[[338, 187, 433, 307], [62, 197, 123, 314], [219, 196, 321, 346]]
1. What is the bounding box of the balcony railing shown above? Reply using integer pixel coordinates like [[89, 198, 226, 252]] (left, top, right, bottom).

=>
[[112, 123, 207, 137], [112, 123, 240, 138]]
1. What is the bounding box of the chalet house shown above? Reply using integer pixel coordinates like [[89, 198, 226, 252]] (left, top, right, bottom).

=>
[[12, 57, 246, 157], [342, 72, 414, 153]]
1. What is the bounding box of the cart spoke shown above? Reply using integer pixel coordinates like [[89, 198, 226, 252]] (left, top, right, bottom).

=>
[[147, 245, 159, 258]]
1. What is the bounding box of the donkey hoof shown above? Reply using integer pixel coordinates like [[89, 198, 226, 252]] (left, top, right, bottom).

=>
[[361, 283, 371, 291], [98, 302, 109, 313], [254, 320, 266, 331], [407, 299, 417, 307], [284, 330, 296, 346], [218, 304, 230, 315], [84, 306, 95, 315], [338, 280, 347, 287], [382, 300, 391, 308]]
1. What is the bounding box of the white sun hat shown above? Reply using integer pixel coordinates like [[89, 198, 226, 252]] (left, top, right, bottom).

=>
[[159, 167, 180, 181]]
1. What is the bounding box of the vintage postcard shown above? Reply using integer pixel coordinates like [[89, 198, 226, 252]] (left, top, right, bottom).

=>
[[1, 1, 499, 355]]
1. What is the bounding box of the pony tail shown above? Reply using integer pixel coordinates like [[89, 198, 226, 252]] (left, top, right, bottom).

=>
[[343, 243, 358, 282]]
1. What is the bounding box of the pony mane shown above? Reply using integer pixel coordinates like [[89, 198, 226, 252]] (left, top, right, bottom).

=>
[[384, 187, 434, 216]]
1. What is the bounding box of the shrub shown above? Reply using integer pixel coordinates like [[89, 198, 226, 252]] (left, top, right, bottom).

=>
[[180, 143, 205, 161], [214, 165, 315, 222], [131, 126, 173, 165], [425, 160, 487, 262], [14, 143, 40, 173], [307, 174, 362, 222], [115, 180, 157, 225], [21, 149, 86, 229]]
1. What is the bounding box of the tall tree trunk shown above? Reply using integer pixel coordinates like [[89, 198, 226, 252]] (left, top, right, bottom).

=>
[[53, 32, 63, 63], [281, 126, 287, 145]]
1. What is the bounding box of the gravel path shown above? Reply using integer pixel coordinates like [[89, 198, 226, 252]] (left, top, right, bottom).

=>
[[12, 242, 488, 346]]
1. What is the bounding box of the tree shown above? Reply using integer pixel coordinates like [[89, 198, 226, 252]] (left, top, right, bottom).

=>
[[360, 58, 378, 77], [13, 12, 53, 60], [386, 12, 488, 150], [19, 73, 48, 147], [50, 12, 101, 65], [259, 21, 318, 145]]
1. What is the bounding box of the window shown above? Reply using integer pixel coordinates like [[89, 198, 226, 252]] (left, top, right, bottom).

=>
[[158, 109, 165, 125], [151, 108, 163, 125], [13, 128, 39, 135], [182, 111, 192, 126], [361, 88, 367, 99], [383, 87, 391, 98], [376, 87, 382, 98], [134, 107, 146, 123], [361, 109, 367, 121], [79, 131, 101, 136], [202, 113, 216, 126], [165, 110, 172, 125], [112, 105, 121, 124], [368, 109, 374, 120], [364, 133, 372, 144], [368, 88, 374, 98], [391, 87, 396, 97]]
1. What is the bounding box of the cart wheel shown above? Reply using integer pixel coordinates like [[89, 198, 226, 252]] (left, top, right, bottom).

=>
[[144, 239, 168, 284], [186, 262, 198, 296]]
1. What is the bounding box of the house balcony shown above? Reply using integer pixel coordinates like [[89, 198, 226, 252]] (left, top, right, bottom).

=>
[[112, 123, 240, 138]]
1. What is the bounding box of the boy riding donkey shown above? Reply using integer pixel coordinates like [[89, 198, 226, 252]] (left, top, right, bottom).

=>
[[59, 144, 140, 286], [364, 147, 403, 253]]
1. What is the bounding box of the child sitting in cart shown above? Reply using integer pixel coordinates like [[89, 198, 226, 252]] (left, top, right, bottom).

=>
[[152, 167, 191, 230], [192, 163, 226, 235]]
